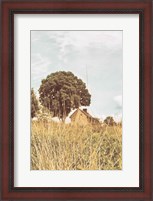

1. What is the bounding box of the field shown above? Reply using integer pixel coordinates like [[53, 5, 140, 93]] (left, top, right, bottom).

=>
[[31, 121, 122, 170]]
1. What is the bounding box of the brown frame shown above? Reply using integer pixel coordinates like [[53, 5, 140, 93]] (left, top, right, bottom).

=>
[[1, 0, 152, 200]]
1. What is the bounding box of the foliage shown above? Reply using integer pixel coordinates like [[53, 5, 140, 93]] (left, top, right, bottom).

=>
[[31, 89, 39, 118], [104, 116, 116, 126], [39, 71, 91, 121], [37, 105, 52, 122], [31, 122, 122, 170]]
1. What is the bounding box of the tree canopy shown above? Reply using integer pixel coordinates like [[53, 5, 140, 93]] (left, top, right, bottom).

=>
[[31, 88, 39, 118], [39, 71, 91, 121], [104, 116, 116, 126]]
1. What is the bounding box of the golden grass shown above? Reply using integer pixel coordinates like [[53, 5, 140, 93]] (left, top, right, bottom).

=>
[[31, 121, 122, 170]]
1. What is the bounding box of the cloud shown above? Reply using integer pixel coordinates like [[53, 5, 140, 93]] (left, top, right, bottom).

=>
[[45, 31, 122, 65], [31, 53, 52, 90], [31, 31, 122, 116], [114, 95, 122, 108]]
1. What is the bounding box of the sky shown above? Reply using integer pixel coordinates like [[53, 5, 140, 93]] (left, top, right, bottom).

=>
[[31, 31, 122, 119]]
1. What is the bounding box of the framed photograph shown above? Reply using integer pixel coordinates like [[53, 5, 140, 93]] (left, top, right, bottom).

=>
[[1, 0, 152, 200]]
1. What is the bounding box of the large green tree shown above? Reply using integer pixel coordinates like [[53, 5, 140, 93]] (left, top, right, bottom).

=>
[[31, 88, 39, 118], [39, 71, 91, 121]]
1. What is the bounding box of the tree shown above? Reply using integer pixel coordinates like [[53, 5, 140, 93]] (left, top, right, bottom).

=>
[[39, 71, 91, 121], [31, 88, 39, 118], [104, 116, 116, 126]]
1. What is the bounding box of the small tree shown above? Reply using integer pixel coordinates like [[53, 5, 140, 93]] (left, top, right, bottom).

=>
[[104, 116, 116, 126], [39, 71, 91, 122], [31, 88, 39, 118]]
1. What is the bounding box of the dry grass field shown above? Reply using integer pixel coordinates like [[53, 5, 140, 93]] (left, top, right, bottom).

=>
[[31, 121, 122, 170]]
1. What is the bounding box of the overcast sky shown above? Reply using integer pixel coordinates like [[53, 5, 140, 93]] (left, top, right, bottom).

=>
[[31, 31, 122, 119]]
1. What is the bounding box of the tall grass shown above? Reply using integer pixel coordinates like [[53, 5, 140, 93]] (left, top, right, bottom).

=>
[[31, 121, 122, 170]]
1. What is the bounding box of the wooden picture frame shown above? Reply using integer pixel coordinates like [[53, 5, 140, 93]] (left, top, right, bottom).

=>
[[1, 0, 152, 200]]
